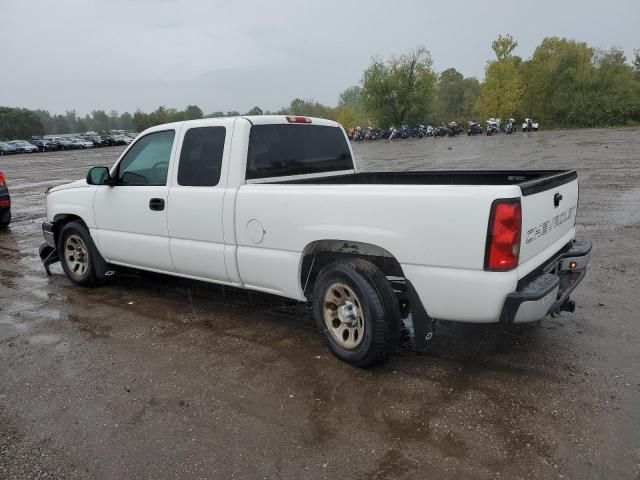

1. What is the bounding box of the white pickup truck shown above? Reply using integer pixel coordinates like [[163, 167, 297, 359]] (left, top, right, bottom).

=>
[[40, 115, 591, 367]]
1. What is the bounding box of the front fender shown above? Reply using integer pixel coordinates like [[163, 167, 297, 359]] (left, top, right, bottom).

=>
[[48, 186, 97, 228]]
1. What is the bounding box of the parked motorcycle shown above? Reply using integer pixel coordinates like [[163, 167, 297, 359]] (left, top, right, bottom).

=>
[[467, 120, 482, 136], [448, 122, 463, 137], [504, 118, 516, 134], [410, 124, 426, 138], [353, 127, 365, 142], [434, 125, 448, 137], [486, 118, 499, 136], [388, 125, 400, 140]]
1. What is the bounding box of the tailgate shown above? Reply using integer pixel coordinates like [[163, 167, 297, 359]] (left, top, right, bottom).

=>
[[518, 171, 578, 269]]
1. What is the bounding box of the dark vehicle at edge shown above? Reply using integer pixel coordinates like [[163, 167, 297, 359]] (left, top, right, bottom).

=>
[[0, 171, 11, 228]]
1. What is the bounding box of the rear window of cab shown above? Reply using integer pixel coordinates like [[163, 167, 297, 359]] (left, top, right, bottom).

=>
[[246, 124, 353, 180]]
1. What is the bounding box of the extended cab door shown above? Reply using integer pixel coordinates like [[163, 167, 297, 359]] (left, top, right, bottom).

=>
[[166, 122, 231, 283], [93, 129, 177, 272]]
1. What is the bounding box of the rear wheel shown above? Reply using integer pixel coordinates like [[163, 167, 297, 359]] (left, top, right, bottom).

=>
[[0, 211, 10, 229], [313, 259, 400, 367]]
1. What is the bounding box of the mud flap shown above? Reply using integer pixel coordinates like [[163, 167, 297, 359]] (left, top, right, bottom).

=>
[[39, 243, 59, 276], [90, 241, 114, 283], [405, 280, 434, 351]]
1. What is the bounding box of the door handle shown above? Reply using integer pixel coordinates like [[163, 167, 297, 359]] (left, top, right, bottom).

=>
[[149, 198, 165, 211]]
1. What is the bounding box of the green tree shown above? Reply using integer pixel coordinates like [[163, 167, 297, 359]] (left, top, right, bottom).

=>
[[91, 110, 110, 132], [492, 34, 518, 61], [245, 106, 263, 115], [436, 68, 465, 120], [591, 48, 640, 125], [34, 110, 54, 133], [338, 86, 364, 113], [477, 35, 523, 120], [462, 77, 480, 119], [53, 115, 69, 134], [285, 98, 336, 119], [64, 110, 78, 132], [477, 59, 523, 120], [336, 106, 358, 130], [184, 105, 203, 120], [132, 110, 150, 132], [361, 46, 437, 126], [520, 37, 594, 125], [119, 112, 133, 130], [0, 107, 44, 139], [108, 110, 120, 130], [76, 117, 88, 132]]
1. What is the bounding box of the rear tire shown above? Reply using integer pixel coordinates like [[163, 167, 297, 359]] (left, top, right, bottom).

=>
[[0, 211, 10, 229], [313, 259, 400, 367]]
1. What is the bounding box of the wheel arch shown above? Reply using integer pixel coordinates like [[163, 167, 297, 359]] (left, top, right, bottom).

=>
[[52, 214, 88, 244], [299, 239, 405, 297]]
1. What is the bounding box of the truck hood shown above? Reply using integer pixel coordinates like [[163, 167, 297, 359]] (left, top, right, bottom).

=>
[[48, 179, 88, 193]]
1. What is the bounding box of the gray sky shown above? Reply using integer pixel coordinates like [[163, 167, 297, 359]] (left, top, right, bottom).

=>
[[1, 0, 638, 115]]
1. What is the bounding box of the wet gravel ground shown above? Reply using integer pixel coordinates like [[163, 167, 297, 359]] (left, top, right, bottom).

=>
[[0, 128, 639, 479]]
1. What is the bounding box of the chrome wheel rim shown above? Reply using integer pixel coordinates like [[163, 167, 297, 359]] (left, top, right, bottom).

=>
[[64, 234, 89, 277], [323, 282, 364, 349]]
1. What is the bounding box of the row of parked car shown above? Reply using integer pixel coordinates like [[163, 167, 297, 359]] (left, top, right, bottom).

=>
[[0, 132, 138, 155]]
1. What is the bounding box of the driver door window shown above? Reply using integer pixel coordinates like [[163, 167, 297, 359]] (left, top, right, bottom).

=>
[[118, 130, 175, 185], [93, 129, 176, 272]]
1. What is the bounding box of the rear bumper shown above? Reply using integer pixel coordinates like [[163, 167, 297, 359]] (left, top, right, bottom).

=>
[[0, 193, 10, 220], [501, 240, 592, 323]]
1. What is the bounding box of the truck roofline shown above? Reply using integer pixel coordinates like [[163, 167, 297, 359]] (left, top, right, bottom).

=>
[[138, 115, 342, 135]]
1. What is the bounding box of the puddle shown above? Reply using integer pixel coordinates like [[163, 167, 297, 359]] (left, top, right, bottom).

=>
[[29, 333, 62, 345]]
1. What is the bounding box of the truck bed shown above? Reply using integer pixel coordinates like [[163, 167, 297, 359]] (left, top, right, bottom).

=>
[[277, 170, 577, 196]]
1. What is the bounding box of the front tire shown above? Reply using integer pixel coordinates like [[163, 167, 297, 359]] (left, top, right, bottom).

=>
[[313, 259, 400, 367], [58, 221, 102, 286]]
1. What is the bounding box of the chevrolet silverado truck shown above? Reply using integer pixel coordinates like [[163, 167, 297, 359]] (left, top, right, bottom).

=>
[[39, 115, 592, 367]]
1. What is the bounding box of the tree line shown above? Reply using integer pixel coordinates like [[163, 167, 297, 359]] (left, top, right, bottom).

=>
[[1, 34, 639, 140]]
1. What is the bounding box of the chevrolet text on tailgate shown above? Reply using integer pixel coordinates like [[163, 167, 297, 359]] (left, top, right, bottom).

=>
[[39, 116, 592, 367]]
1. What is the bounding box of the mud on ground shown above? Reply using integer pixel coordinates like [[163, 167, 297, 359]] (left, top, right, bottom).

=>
[[0, 128, 639, 479]]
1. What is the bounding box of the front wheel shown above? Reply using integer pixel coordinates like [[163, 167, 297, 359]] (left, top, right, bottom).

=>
[[58, 221, 104, 286], [313, 259, 400, 367]]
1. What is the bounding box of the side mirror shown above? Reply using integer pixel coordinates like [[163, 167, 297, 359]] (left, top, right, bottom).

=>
[[86, 166, 112, 186]]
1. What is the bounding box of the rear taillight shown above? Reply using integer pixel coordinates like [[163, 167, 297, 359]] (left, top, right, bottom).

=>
[[485, 199, 521, 271], [0, 198, 9, 208], [286, 116, 312, 124], [0, 172, 5, 187]]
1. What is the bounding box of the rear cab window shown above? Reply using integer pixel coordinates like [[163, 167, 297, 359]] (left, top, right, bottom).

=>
[[246, 124, 353, 180]]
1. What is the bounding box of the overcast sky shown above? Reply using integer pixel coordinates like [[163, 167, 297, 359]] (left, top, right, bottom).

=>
[[1, 0, 638, 115]]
